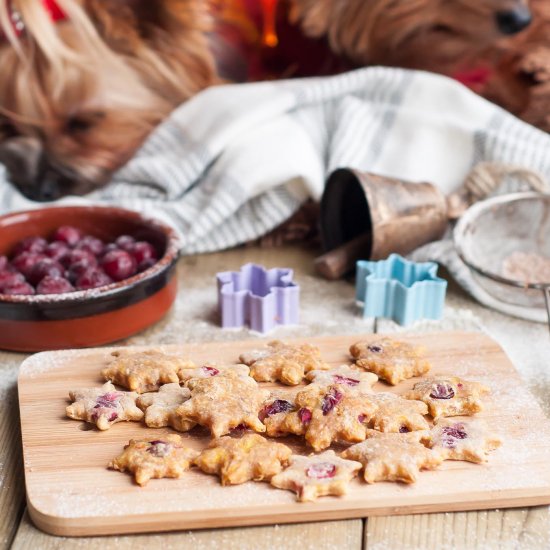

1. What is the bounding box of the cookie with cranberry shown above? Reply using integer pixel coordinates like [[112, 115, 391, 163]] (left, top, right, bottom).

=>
[[239, 340, 329, 386], [422, 418, 501, 463], [109, 434, 199, 486], [194, 433, 292, 485], [66, 382, 143, 431], [368, 392, 430, 433], [136, 383, 195, 432], [271, 450, 362, 502], [175, 375, 270, 438], [102, 349, 195, 393], [272, 383, 378, 451], [350, 338, 430, 385], [178, 363, 250, 383], [404, 376, 490, 419], [341, 430, 442, 484], [306, 365, 378, 394]]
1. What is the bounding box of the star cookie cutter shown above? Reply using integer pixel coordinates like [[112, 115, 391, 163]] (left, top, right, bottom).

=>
[[355, 254, 447, 326], [217, 263, 300, 333]]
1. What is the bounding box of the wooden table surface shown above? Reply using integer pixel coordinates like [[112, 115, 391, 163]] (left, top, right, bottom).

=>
[[1, 245, 549, 550]]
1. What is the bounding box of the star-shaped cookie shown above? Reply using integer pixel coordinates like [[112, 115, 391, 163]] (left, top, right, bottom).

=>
[[175, 375, 270, 437], [178, 363, 250, 383], [350, 338, 430, 385], [194, 433, 292, 485], [136, 383, 195, 432], [66, 382, 143, 431], [306, 365, 378, 394], [239, 340, 329, 385], [270, 450, 362, 502], [102, 349, 195, 393], [422, 418, 502, 463], [368, 392, 430, 433], [404, 376, 490, 419], [272, 384, 378, 451], [109, 434, 199, 486], [341, 430, 442, 484]]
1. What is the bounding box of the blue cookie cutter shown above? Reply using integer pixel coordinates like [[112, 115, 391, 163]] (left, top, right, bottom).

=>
[[217, 263, 300, 333], [355, 253, 447, 326]]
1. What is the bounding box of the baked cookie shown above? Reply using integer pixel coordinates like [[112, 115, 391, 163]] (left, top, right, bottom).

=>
[[306, 365, 378, 394], [175, 375, 270, 437], [404, 376, 490, 419], [341, 430, 442, 484], [194, 433, 292, 485], [270, 450, 362, 502], [350, 338, 430, 385], [109, 434, 199, 486], [102, 349, 195, 393], [178, 363, 250, 383], [66, 382, 143, 431], [422, 418, 502, 463], [368, 392, 430, 433], [239, 340, 329, 385], [270, 384, 378, 451], [136, 383, 195, 432]]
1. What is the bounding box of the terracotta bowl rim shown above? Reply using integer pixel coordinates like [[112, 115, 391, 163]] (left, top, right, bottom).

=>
[[0, 205, 181, 304]]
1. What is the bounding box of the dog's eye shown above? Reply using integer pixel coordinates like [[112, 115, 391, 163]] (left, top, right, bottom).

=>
[[0, 120, 18, 139], [66, 117, 93, 134]]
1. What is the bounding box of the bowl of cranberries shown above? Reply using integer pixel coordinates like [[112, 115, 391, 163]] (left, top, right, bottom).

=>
[[0, 206, 180, 351]]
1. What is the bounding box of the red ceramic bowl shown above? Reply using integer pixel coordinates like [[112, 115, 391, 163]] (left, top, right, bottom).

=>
[[0, 206, 180, 352]]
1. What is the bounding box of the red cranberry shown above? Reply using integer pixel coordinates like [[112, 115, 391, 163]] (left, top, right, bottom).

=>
[[147, 440, 171, 457], [357, 414, 368, 423], [101, 250, 137, 281], [13, 236, 48, 256], [368, 345, 382, 353], [399, 426, 411, 433], [429, 383, 455, 400], [306, 463, 337, 479], [36, 276, 75, 295], [322, 388, 343, 415], [45, 241, 70, 263], [94, 392, 120, 408], [75, 236, 104, 256], [12, 252, 47, 278], [0, 256, 8, 271], [333, 374, 359, 387], [298, 408, 312, 425], [0, 270, 24, 289], [2, 281, 35, 295], [201, 366, 220, 376], [130, 241, 157, 265], [259, 399, 293, 421], [102, 243, 119, 256], [65, 248, 97, 268], [115, 235, 136, 251], [440, 424, 468, 449], [52, 226, 82, 247], [28, 259, 64, 285], [75, 268, 113, 290]]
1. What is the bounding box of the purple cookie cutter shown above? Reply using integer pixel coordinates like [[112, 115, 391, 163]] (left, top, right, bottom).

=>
[[217, 263, 300, 333]]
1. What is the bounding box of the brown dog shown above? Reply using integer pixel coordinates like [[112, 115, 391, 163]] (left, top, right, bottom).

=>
[[0, 0, 533, 201], [0, 0, 217, 200]]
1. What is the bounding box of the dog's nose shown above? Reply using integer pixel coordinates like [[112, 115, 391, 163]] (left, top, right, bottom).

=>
[[31, 171, 64, 202], [496, 6, 532, 35]]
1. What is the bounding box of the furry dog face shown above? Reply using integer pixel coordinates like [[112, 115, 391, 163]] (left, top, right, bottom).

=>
[[0, 0, 217, 201], [290, 0, 532, 73]]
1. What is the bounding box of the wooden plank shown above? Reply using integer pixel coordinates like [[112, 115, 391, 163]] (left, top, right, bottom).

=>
[[17, 331, 550, 536], [13, 510, 362, 550], [0, 351, 27, 549], [365, 507, 550, 549]]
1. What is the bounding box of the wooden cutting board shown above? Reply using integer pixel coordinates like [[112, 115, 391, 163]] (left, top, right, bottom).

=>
[[18, 331, 550, 537]]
